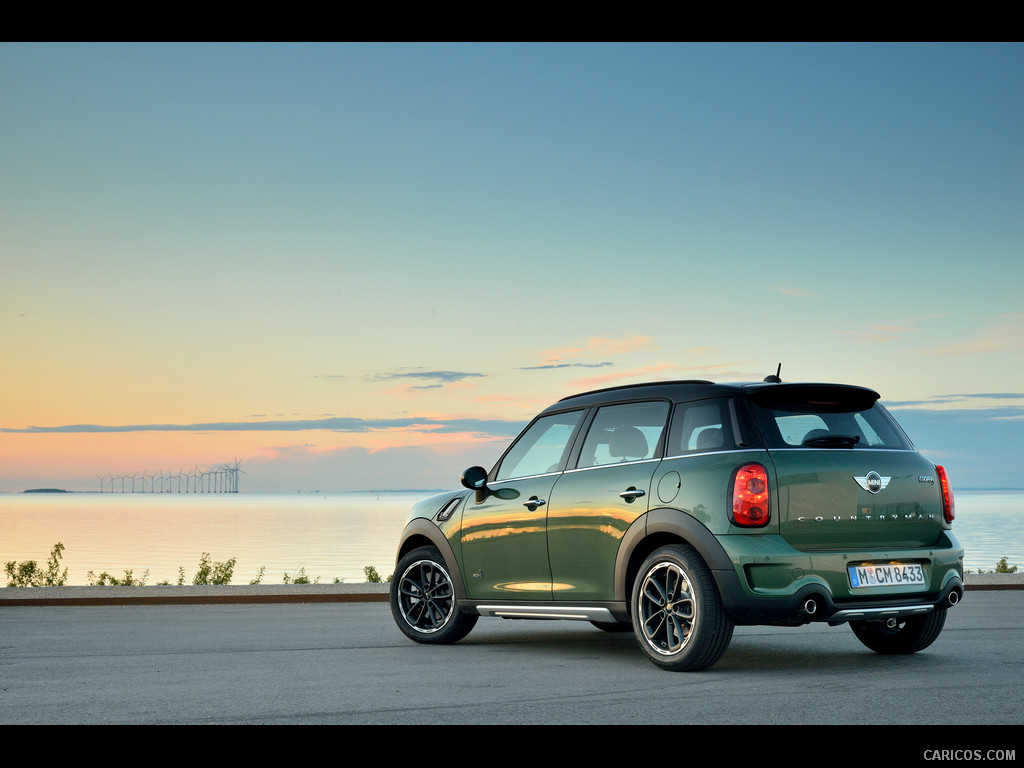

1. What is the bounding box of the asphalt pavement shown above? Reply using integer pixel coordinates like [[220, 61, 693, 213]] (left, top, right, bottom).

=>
[[1, 588, 1021, 730]]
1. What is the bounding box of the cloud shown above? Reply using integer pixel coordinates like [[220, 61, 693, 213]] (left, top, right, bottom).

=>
[[519, 362, 614, 370], [371, 369, 486, 386], [537, 335, 656, 366], [884, 393, 1024, 412], [921, 313, 1024, 356], [1, 415, 523, 436], [837, 313, 953, 345]]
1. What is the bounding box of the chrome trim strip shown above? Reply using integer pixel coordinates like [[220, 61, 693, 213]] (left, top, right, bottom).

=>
[[493, 471, 562, 483], [564, 458, 660, 474], [767, 448, 916, 453], [661, 448, 769, 461], [476, 605, 616, 622]]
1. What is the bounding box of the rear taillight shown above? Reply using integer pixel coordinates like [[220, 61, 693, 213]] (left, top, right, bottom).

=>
[[937, 465, 955, 523], [730, 463, 770, 527]]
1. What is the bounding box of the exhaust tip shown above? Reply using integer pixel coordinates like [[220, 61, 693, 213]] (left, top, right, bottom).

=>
[[948, 589, 961, 606], [803, 598, 818, 615]]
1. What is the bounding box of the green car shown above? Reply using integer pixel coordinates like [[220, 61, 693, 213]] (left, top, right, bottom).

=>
[[389, 376, 963, 671]]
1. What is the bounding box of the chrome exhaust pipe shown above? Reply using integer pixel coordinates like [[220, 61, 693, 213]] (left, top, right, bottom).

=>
[[948, 590, 960, 606], [803, 598, 818, 615]]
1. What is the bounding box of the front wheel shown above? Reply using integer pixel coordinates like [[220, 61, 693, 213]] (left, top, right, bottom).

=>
[[631, 544, 734, 671], [850, 610, 946, 654], [390, 546, 477, 644]]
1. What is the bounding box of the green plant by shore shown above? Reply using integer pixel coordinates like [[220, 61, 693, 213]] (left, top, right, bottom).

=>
[[89, 569, 149, 586], [3, 542, 68, 587], [363, 565, 392, 583], [282, 566, 317, 584], [5, 543, 389, 586], [967, 556, 1019, 574]]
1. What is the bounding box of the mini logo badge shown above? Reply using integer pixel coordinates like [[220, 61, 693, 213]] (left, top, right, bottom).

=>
[[854, 471, 890, 493]]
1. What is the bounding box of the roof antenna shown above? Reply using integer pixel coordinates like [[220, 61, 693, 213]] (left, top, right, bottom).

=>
[[763, 363, 782, 383]]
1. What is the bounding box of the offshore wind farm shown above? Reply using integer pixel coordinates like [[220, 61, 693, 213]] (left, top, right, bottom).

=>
[[93, 460, 244, 494]]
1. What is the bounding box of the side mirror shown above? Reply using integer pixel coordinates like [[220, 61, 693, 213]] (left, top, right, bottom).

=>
[[460, 465, 488, 491]]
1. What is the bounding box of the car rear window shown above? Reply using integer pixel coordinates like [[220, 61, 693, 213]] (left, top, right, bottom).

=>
[[748, 389, 912, 450]]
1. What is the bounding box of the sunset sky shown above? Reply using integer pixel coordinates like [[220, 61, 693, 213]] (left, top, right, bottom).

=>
[[2, 42, 1022, 492]]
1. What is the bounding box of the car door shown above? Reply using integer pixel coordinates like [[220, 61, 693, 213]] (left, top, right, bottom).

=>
[[459, 409, 585, 601], [546, 400, 670, 600]]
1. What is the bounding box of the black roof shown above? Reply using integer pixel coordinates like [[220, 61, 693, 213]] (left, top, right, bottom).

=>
[[540, 379, 881, 414]]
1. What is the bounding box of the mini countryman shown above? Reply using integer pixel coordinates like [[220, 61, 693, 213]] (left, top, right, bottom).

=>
[[389, 376, 963, 671]]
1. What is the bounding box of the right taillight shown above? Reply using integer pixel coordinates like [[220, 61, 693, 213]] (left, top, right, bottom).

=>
[[730, 463, 770, 527], [937, 465, 955, 523]]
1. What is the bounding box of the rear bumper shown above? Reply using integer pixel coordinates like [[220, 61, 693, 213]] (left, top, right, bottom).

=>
[[713, 531, 965, 626], [715, 571, 963, 625]]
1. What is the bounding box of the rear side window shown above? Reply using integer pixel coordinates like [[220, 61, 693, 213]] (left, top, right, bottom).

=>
[[666, 397, 753, 456], [750, 394, 912, 450]]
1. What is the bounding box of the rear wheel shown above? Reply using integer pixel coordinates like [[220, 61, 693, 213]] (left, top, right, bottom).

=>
[[850, 610, 946, 654], [631, 544, 734, 671], [390, 546, 477, 644]]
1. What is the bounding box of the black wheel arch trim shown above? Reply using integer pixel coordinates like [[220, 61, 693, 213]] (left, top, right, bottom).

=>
[[395, 518, 469, 601], [644, 507, 735, 570], [613, 507, 735, 603]]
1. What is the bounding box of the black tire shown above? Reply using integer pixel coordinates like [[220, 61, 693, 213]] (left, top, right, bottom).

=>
[[390, 546, 477, 644], [590, 620, 633, 633], [850, 609, 947, 654], [631, 544, 734, 671]]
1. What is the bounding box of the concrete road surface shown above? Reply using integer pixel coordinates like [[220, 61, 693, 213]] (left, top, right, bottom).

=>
[[1, 591, 1021, 727]]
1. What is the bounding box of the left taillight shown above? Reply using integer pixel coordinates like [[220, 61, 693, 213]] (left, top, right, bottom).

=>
[[936, 465, 955, 523], [730, 463, 770, 527]]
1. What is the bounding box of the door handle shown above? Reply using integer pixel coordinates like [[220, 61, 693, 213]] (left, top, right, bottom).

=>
[[523, 497, 546, 509], [619, 489, 646, 501]]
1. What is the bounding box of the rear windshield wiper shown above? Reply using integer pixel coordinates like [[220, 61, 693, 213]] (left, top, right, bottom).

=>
[[802, 434, 861, 448]]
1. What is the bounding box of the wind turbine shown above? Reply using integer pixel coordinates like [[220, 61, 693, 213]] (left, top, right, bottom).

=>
[[229, 458, 245, 493]]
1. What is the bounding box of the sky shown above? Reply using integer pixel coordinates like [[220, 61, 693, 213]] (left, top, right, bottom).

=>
[[1, 42, 1022, 492]]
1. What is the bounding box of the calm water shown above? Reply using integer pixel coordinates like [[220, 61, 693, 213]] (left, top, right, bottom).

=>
[[2, 489, 1021, 585]]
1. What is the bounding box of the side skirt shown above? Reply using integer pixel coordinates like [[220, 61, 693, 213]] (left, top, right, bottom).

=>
[[472, 603, 623, 622]]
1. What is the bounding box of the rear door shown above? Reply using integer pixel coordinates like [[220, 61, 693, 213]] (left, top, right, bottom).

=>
[[547, 400, 670, 600]]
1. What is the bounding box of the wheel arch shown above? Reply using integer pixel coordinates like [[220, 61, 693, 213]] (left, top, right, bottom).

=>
[[615, 507, 734, 603], [395, 517, 469, 601]]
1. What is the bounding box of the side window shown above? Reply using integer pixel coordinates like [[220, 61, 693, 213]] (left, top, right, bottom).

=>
[[577, 401, 670, 467], [667, 398, 738, 455], [495, 410, 583, 481]]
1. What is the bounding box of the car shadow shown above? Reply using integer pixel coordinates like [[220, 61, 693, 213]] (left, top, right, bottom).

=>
[[456, 622, 949, 673]]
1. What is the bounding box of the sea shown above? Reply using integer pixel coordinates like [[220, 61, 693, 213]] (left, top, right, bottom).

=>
[[2, 489, 1021, 586]]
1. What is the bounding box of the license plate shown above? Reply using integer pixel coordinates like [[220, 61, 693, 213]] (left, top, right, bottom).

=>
[[848, 562, 925, 589]]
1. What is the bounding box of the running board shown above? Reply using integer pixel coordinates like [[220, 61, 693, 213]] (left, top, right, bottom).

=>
[[476, 605, 617, 622]]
